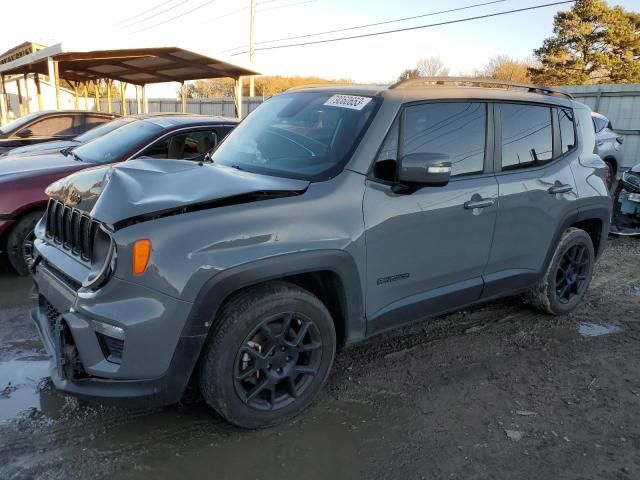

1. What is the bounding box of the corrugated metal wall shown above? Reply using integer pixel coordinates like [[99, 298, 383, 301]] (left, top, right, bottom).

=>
[[99, 97, 264, 119], [564, 84, 640, 168]]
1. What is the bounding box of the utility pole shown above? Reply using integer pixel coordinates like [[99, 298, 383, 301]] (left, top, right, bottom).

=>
[[249, 0, 256, 97]]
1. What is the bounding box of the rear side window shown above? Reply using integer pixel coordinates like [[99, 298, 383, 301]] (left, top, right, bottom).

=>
[[500, 104, 552, 170], [402, 102, 487, 177], [26, 115, 75, 137], [558, 109, 576, 154], [593, 116, 608, 132]]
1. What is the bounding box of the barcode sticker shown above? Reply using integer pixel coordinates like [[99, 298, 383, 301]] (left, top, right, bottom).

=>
[[324, 94, 372, 110]]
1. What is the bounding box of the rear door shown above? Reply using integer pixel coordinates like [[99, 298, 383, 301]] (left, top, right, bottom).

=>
[[482, 103, 579, 297], [364, 101, 498, 333]]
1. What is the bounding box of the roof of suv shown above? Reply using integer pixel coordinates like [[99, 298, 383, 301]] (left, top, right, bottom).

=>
[[286, 79, 575, 108]]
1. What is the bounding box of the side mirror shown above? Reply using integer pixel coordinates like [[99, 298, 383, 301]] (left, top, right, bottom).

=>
[[16, 128, 33, 138], [397, 152, 452, 187]]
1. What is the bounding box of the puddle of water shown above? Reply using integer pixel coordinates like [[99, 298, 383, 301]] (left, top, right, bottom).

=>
[[578, 322, 621, 338], [0, 358, 50, 423]]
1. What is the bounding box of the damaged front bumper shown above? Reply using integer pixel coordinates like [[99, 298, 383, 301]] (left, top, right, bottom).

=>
[[31, 257, 206, 408]]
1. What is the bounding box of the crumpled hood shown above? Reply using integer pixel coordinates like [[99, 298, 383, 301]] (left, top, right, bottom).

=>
[[46, 158, 310, 227], [0, 152, 82, 182]]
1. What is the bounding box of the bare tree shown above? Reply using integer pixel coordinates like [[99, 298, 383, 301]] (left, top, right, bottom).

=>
[[416, 56, 450, 77], [475, 55, 532, 82]]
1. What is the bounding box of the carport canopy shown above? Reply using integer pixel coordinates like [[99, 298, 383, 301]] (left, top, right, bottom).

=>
[[0, 43, 259, 121]]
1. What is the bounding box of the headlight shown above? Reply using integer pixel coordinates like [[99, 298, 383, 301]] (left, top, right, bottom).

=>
[[622, 171, 640, 189]]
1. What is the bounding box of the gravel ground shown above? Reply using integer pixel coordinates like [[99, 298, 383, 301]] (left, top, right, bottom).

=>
[[0, 236, 639, 480]]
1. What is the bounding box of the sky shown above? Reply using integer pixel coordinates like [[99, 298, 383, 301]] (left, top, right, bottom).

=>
[[1, 0, 637, 97]]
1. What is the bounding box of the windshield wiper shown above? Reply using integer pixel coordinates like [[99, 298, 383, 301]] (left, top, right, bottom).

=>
[[71, 151, 84, 162]]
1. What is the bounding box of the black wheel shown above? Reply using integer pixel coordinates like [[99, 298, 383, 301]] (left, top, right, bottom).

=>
[[199, 282, 336, 429], [527, 227, 595, 315], [7, 211, 43, 276], [604, 160, 616, 191]]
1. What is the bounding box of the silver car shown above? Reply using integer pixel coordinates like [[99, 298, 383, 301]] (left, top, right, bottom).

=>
[[593, 111, 624, 189]]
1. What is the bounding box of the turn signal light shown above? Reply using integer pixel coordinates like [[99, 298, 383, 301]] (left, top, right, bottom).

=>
[[132, 239, 151, 275]]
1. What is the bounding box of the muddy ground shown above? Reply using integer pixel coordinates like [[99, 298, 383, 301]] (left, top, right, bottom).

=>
[[0, 237, 639, 480]]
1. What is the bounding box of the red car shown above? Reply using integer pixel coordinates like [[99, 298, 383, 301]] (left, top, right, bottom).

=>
[[0, 114, 237, 274]]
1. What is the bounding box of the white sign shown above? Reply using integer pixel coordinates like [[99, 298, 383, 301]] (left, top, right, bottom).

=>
[[324, 94, 372, 111]]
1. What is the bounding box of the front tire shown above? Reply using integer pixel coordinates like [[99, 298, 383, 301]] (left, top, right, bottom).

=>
[[199, 282, 336, 429], [527, 227, 595, 315], [7, 211, 43, 276]]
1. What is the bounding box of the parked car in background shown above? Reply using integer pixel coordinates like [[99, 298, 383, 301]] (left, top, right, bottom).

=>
[[0, 114, 238, 275], [30, 79, 611, 429], [611, 161, 640, 236], [1, 113, 201, 158], [1, 116, 135, 158], [0, 110, 119, 155], [592, 111, 624, 189]]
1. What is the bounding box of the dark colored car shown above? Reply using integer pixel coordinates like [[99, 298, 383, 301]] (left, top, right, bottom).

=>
[[0, 114, 238, 274], [0, 110, 119, 155], [1, 113, 199, 158]]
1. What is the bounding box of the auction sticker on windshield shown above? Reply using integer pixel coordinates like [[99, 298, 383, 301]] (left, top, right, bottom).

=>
[[324, 95, 372, 110]]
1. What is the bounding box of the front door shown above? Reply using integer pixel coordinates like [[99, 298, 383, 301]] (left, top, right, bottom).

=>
[[364, 101, 498, 334]]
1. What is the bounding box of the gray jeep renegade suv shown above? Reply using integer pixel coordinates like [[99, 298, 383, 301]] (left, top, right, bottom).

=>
[[31, 78, 611, 428]]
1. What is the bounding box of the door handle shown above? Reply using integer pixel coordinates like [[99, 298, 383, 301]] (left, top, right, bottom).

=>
[[547, 183, 573, 194], [464, 197, 494, 209]]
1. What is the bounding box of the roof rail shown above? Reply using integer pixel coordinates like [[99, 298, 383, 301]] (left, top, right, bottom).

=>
[[285, 83, 386, 92], [388, 77, 573, 100]]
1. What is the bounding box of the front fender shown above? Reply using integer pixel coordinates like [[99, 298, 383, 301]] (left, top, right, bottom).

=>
[[181, 250, 366, 343]]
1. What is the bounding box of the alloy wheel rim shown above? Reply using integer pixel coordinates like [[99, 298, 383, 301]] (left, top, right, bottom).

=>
[[233, 312, 323, 411], [555, 243, 590, 304]]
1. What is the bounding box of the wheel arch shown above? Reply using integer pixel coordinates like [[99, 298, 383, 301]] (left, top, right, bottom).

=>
[[182, 250, 366, 349]]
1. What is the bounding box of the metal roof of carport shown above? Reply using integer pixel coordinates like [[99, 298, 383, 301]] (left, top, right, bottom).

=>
[[0, 44, 259, 85], [0, 43, 259, 123]]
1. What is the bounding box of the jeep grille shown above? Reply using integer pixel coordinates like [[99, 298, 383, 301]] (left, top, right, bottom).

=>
[[45, 198, 99, 261]]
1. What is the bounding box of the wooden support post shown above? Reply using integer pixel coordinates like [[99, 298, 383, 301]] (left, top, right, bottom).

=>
[[94, 80, 101, 111], [48, 59, 61, 110], [107, 80, 112, 113], [181, 83, 186, 113], [234, 77, 243, 119], [120, 81, 127, 116], [142, 84, 148, 113], [83, 83, 89, 110], [70, 81, 79, 109], [135, 84, 141, 114], [16, 79, 24, 117], [0, 75, 7, 126], [35, 74, 43, 111], [22, 74, 30, 114]]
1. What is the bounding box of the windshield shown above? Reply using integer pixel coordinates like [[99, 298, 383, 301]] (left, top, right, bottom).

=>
[[211, 91, 380, 180], [0, 112, 42, 134], [74, 117, 136, 143], [73, 120, 163, 164]]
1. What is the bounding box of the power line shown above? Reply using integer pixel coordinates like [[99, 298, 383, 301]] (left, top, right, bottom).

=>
[[230, 1, 575, 55], [257, 0, 317, 13], [103, 0, 178, 30], [112, 0, 194, 32], [224, 0, 508, 53], [127, 0, 219, 34], [193, 0, 278, 26]]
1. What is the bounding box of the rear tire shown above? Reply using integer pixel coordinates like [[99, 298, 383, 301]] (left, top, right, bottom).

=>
[[7, 211, 43, 276], [199, 281, 336, 429], [527, 227, 595, 315]]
